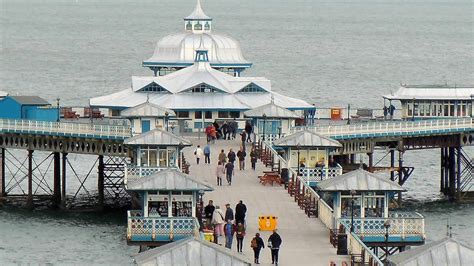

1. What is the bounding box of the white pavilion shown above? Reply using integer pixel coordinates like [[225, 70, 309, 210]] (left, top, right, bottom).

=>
[[90, 0, 314, 133]]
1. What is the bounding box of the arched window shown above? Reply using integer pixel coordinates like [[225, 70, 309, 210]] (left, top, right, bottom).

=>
[[194, 22, 202, 30], [138, 82, 168, 93], [186, 22, 192, 31], [204, 22, 210, 30], [238, 83, 266, 93]]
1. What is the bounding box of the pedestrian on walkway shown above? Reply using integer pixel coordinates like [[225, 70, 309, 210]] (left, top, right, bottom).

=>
[[245, 122, 253, 143], [204, 144, 211, 164], [235, 200, 247, 225], [235, 222, 246, 253], [230, 119, 237, 139], [194, 145, 204, 165], [268, 230, 282, 265], [240, 130, 247, 146], [225, 203, 234, 222], [216, 161, 225, 186], [225, 161, 234, 185], [205, 124, 213, 143], [221, 122, 229, 140], [224, 220, 235, 249], [251, 233, 264, 264], [204, 200, 215, 227], [250, 147, 258, 171], [236, 146, 246, 170], [218, 149, 226, 164], [210, 125, 217, 143], [212, 206, 225, 242], [227, 149, 236, 165]]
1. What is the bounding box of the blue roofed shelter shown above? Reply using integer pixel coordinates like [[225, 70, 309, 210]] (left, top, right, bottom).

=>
[[0, 95, 59, 121]]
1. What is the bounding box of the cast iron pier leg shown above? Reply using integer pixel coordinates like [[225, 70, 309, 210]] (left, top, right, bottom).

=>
[[61, 152, 68, 208], [449, 147, 456, 201], [53, 152, 61, 207], [390, 149, 395, 181], [456, 147, 461, 201], [398, 150, 403, 206], [98, 155, 104, 208], [26, 150, 34, 209], [440, 148, 445, 193], [0, 148, 5, 197]]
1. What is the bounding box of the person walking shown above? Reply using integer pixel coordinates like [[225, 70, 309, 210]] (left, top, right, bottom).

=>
[[250, 147, 258, 171], [204, 200, 215, 227], [225, 203, 234, 222], [212, 206, 225, 243], [210, 125, 217, 143], [235, 222, 246, 253], [216, 161, 225, 186], [251, 233, 265, 264], [225, 161, 234, 185], [194, 145, 204, 165], [230, 119, 237, 139], [221, 122, 229, 140], [268, 230, 282, 265], [218, 149, 227, 164], [204, 144, 211, 164], [224, 220, 235, 249], [236, 146, 246, 170], [205, 124, 213, 143], [227, 149, 236, 166], [235, 200, 247, 225], [245, 122, 253, 143]]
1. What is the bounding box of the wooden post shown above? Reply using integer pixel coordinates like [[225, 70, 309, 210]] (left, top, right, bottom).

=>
[[53, 152, 61, 207], [98, 155, 104, 208], [26, 150, 34, 208], [61, 152, 68, 208], [0, 148, 5, 197]]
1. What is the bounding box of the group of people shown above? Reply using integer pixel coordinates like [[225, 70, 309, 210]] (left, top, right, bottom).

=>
[[204, 200, 282, 264], [205, 121, 254, 143]]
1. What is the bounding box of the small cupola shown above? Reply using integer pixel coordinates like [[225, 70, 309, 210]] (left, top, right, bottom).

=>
[[194, 49, 209, 63], [184, 0, 212, 33]]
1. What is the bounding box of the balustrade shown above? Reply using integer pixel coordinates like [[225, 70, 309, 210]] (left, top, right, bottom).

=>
[[124, 165, 172, 184]]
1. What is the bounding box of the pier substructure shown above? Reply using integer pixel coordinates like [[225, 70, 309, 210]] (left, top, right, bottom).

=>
[[439, 146, 468, 201], [390, 149, 395, 182], [26, 150, 33, 208], [1, 148, 5, 197], [397, 150, 404, 206], [53, 152, 61, 207], [98, 155, 104, 208], [61, 152, 67, 208]]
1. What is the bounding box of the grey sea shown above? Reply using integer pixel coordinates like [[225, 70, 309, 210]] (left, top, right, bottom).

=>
[[1, 0, 473, 264]]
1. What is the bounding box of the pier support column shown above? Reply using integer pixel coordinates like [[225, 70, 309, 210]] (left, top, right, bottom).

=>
[[456, 147, 461, 201], [350, 154, 356, 164], [448, 147, 456, 201], [397, 150, 404, 206], [390, 149, 395, 181], [440, 148, 445, 193], [367, 152, 373, 172], [0, 148, 5, 197], [98, 155, 104, 209], [26, 150, 34, 209], [61, 152, 68, 208], [52, 152, 61, 207]]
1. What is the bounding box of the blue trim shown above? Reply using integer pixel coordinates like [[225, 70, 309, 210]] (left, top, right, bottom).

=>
[[142, 62, 253, 68], [362, 235, 424, 243], [183, 18, 213, 21]]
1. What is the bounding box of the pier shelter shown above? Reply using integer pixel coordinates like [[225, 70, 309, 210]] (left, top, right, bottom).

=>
[[121, 102, 176, 135], [0, 95, 59, 121], [273, 130, 343, 185], [383, 85, 474, 120], [316, 169, 425, 260], [244, 102, 301, 142], [124, 129, 192, 181], [125, 168, 213, 245]]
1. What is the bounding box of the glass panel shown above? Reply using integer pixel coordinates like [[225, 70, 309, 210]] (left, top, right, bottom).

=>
[[230, 111, 240, 118], [149, 149, 157, 167], [218, 111, 229, 118], [140, 149, 148, 167], [195, 111, 202, 119], [158, 149, 167, 167], [168, 149, 176, 167], [363, 196, 384, 217], [205, 111, 212, 119], [341, 196, 361, 218]]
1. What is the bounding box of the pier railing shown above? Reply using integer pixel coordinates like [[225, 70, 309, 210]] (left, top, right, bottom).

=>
[[292, 118, 473, 139], [124, 165, 174, 184], [339, 212, 425, 240], [127, 210, 199, 242], [296, 165, 343, 184], [0, 118, 132, 140], [345, 227, 383, 266]]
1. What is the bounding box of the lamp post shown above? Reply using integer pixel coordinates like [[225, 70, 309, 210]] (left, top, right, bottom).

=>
[[350, 189, 356, 233], [384, 219, 391, 264], [56, 98, 60, 122], [262, 113, 267, 141], [165, 111, 169, 131], [296, 143, 301, 176]]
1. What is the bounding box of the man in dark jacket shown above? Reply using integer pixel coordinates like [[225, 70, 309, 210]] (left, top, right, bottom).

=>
[[227, 149, 236, 165], [235, 200, 247, 224], [204, 200, 215, 227], [225, 203, 234, 222], [236, 147, 246, 170], [245, 122, 253, 143], [268, 230, 282, 265], [251, 233, 265, 264]]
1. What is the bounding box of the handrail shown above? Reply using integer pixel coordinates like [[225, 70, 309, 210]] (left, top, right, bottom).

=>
[[0, 118, 132, 139], [292, 118, 473, 137]]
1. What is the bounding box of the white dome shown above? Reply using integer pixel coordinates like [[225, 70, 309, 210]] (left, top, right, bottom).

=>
[[143, 32, 251, 68]]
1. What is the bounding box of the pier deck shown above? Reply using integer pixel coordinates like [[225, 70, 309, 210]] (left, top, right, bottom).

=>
[[182, 136, 348, 266]]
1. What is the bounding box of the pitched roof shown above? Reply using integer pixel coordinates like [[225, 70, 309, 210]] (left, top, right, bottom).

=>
[[126, 169, 213, 191], [273, 130, 342, 148], [0, 91, 8, 97], [243, 102, 300, 119], [184, 0, 212, 21], [316, 169, 406, 192], [383, 85, 474, 101], [124, 128, 192, 146], [120, 102, 176, 118], [134, 237, 252, 265], [387, 237, 474, 266], [9, 96, 50, 105]]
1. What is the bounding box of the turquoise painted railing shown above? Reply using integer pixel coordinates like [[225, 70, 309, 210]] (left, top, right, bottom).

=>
[[127, 210, 199, 242], [292, 118, 473, 140], [124, 165, 176, 184], [296, 164, 343, 184], [339, 212, 425, 240], [0, 118, 132, 140]]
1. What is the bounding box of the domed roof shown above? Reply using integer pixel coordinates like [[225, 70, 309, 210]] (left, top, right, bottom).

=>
[[143, 32, 251, 68]]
